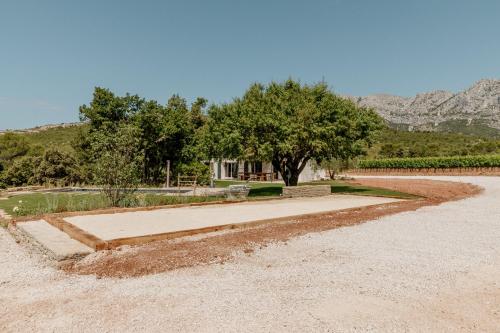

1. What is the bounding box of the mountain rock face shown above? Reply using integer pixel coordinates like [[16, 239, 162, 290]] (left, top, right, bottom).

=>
[[349, 79, 500, 135]]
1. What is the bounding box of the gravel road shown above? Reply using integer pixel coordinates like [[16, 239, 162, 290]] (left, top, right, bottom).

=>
[[1, 176, 499, 332]]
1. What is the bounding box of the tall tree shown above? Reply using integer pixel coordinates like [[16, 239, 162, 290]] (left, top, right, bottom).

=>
[[77, 87, 209, 185], [204, 79, 382, 186], [190, 97, 208, 128], [79, 87, 144, 129]]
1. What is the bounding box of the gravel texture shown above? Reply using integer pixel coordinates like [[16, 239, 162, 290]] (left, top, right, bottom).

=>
[[1, 176, 499, 332]]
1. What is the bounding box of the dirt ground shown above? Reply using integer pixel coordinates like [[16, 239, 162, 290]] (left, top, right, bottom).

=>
[[2, 176, 499, 332], [63, 178, 481, 278]]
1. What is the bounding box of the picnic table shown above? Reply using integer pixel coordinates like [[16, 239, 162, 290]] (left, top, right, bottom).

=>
[[238, 172, 276, 181]]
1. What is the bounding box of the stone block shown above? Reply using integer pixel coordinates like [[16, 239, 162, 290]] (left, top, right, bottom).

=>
[[282, 185, 331, 198]]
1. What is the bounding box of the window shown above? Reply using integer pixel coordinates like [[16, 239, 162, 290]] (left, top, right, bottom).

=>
[[224, 162, 238, 178]]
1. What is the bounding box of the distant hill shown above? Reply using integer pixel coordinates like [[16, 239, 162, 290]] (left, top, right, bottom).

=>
[[0, 122, 82, 135], [348, 79, 500, 137], [0, 122, 85, 153]]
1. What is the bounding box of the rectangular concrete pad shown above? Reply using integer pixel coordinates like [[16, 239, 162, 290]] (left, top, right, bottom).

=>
[[17, 220, 94, 259], [64, 195, 402, 242]]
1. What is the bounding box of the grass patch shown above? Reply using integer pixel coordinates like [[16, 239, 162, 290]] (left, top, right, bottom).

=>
[[0, 180, 416, 217], [331, 183, 417, 199], [215, 180, 417, 199], [0, 192, 224, 217]]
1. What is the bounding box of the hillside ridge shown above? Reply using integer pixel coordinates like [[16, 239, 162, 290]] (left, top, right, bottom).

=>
[[0, 122, 82, 135], [348, 79, 500, 136]]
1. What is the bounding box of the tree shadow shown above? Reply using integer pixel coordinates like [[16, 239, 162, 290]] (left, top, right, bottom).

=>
[[249, 187, 283, 197], [331, 185, 370, 194]]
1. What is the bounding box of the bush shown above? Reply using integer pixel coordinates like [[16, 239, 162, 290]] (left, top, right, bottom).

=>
[[2, 156, 40, 186], [32, 148, 82, 186], [0, 149, 82, 187], [358, 155, 500, 169], [0, 133, 29, 167], [174, 162, 210, 185], [0, 175, 6, 189]]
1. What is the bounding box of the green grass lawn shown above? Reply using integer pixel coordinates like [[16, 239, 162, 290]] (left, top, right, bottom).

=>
[[0, 193, 106, 216], [314, 181, 417, 199], [215, 179, 418, 199], [0, 192, 224, 217], [0, 180, 416, 217]]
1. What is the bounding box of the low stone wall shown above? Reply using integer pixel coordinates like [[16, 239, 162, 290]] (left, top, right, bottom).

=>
[[282, 185, 331, 198], [348, 167, 500, 176]]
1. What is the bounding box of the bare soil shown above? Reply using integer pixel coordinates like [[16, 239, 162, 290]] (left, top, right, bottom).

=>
[[63, 178, 482, 278]]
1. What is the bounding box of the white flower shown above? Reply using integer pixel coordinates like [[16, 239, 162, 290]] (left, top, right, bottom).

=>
[[12, 206, 19, 213], [18, 200, 23, 204]]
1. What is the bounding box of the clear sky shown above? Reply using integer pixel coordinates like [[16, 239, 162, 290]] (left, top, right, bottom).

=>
[[1, 0, 499, 130]]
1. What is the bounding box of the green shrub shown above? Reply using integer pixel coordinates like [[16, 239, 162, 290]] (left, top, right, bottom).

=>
[[2, 156, 40, 186], [0, 176, 6, 189], [32, 148, 82, 186], [174, 162, 210, 185], [0, 132, 30, 168]]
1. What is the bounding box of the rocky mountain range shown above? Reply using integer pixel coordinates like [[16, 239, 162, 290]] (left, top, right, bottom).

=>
[[348, 79, 500, 136]]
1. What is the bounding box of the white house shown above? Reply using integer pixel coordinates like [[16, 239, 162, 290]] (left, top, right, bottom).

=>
[[211, 160, 327, 182]]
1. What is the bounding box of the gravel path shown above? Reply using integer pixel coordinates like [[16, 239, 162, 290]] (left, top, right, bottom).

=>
[[1, 176, 499, 332]]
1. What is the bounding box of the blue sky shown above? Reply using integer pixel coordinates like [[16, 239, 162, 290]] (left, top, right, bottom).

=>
[[1, 0, 499, 130]]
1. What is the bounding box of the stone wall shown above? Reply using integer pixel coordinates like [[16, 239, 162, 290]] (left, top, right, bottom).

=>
[[282, 185, 331, 198]]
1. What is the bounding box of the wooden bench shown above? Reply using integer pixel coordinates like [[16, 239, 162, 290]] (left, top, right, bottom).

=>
[[177, 174, 198, 195]]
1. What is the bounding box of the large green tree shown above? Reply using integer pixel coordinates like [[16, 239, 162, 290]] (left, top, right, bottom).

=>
[[204, 79, 382, 186], [77, 87, 208, 185]]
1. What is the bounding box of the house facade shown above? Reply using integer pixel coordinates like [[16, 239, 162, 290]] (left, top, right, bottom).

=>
[[211, 160, 327, 183]]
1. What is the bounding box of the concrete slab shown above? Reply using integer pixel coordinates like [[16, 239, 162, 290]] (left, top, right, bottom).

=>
[[65, 195, 402, 241], [17, 220, 94, 260]]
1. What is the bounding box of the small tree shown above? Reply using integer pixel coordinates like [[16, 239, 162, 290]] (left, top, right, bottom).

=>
[[90, 124, 144, 206], [317, 159, 345, 180]]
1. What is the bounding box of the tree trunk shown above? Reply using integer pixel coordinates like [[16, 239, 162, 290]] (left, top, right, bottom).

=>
[[328, 167, 335, 180], [272, 158, 287, 185], [272, 156, 309, 187], [287, 170, 300, 186]]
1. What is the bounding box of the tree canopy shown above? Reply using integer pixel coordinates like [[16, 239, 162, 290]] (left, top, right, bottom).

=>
[[204, 79, 383, 185], [77, 87, 208, 185]]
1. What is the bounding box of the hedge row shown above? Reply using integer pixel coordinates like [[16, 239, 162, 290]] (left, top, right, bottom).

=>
[[358, 155, 500, 169]]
